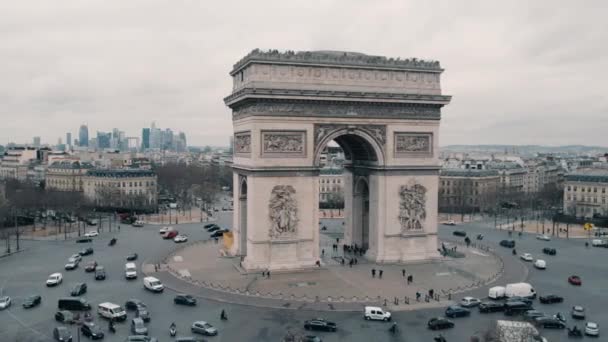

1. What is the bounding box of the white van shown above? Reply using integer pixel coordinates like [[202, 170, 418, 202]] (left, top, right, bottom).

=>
[[505, 283, 536, 299], [488, 286, 506, 299], [592, 239, 606, 247], [143, 276, 164, 292], [534, 259, 546, 269], [97, 302, 127, 321], [125, 263, 137, 279], [364, 306, 391, 321]]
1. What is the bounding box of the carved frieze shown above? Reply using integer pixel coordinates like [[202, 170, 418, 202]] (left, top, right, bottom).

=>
[[261, 130, 306, 157], [268, 185, 299, 239], [399, 181, 427, 232], [394, 132, 433, 157], [234, 131, 251, 155]]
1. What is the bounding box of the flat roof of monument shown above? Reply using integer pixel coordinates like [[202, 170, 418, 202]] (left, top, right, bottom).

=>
[[230, 49, 443, 75]]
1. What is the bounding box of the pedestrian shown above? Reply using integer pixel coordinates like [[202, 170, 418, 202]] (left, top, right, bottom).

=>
[[416, 291, 421, 301], [429, 289, 434, 298], [371, 268, 376, 278], [354, 258, 358, 265], [349, 259, 353, 268], [261, 271, 265, 277], [336, 237, 339, 244], [341, 257, 345, 266], [379, 270, 383, 279], [154, 264, 158, 272], [316, 260, 321, 267], [321, 249, 325, 258], [402, 269, 406, 277], [118, 225, 121, 231], [267, 271, 270, 279]]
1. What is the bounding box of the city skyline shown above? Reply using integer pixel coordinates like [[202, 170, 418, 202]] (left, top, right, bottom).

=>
[[1, 1, 606, 147]]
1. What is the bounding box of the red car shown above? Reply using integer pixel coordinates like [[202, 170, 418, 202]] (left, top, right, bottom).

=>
[[163, 230, 178, 239], [568, 275, 582, 286]]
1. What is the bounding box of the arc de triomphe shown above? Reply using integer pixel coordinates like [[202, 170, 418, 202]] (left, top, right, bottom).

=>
[[224, 50, 451, 271]]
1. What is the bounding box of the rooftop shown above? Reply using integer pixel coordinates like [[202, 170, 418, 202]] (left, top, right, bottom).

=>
[[87, 169, 156, 178], [566, 168, 608, 183], [231, 49, 442, 75], [440, 169, 499, 177]]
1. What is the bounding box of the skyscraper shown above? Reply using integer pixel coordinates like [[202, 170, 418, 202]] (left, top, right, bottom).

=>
[[97, 131, 111, 149], [33, 136, 41, 147], [79, 125, 89, 147], [66, 132, 72, 147], [142, 128, 150, 150]]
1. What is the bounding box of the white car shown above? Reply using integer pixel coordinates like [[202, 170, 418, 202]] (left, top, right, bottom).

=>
[[534, 259, 547, 269], [536, 234, 551, 241], [159, 226, 173, 234], [0, 296, 11, 310], [84, 231, 99, 238], [585, 322, 599, 336], [46, 272, 63, 286], [69, 254, 82, 263], [65, 261, 78, 270], [445, 220, 456, 226], [520, 253, 533, 262], [174, 235, 188, 243], [460, 296, 481, 307]]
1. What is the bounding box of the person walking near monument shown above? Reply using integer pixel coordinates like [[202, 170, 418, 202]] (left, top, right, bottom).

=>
[[371, 268, 376, 278], [379, 270, 383, 279], [402, 269, 406, 277]]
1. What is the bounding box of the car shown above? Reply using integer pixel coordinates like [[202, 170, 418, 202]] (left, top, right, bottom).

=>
[[174, 234, 188, 243], [520, 253, 533, 262], [478, 301, 505, 313], [460, 297, 481, 308], [65, 261, 79, 270], [159, 226, 173, 234], [81, 322, 105, 340], [210, 229, 230, 238], [500, 240, 516, 248], [542, 247, 556, 255], [444, 220, 456, 226], [174, 338, 204, 342], [53, 326, 73, 342], [86, 219, 98, 226], [69, 254, 82, 263], [523, 310, 547, 322], [304, 318, 337, 332], [191, 321, 219, 335], [85, 261, 98, 272], [505, 301, 533, 316], [126, 253, 138, 261], [55, 310, 75, 324], [124, 337, 158, 342], [70, 282, 87, 296], [132, 221, 144, 227], [98, 302, 127, 321], [427, 317, 454, 330], [136, 306, 150, 322], [536, 234, 551, 241], [585, 322, 599, 336], [84, 231, 99, 237], [539, 294, 563, 304], [534, 259, 546, 269], [47, 273, 63, 286], [79, 247, 94, 256], [23, 295, 42, 308], [207, 225, 221, 232], [125, 299, 147, 311], [0, 296, 11, 310], [452, 230, 466, 237], [131, 317, 148, 335], [143, 276, 164, 292], [363, 306, 391, 321], [174, 294, 197, 306], [204, 223, 216, 228], [76, 238, 93, 243], [125, 262, 138, 279], [95, 266, 106, 280], [568, 275, 582, 286], [445, 305, 470, 318], [163, 230, 179, 239], [506, 296, 533, 306], [571, 306, 586, 320], [535, 317, 566, 329]]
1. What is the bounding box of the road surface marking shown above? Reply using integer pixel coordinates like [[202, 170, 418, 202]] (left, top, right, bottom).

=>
[[6, 309, 49, 340], [470, 250, 488, 257], [173, 255, 183, 262], [436, 272, 452, 276]]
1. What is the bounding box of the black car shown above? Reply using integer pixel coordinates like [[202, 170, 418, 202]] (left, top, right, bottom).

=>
[[136, 307, 150, 322], [445, 305, 470, 318], [125, 337, 158, 342], [210, 229, 229, 238], [500, 240, 516, 248], [94, 266, 106, 280], [76, 238, 93, 243], [53, 326, 73, 342], [542, 247, 557, 255], [174, 294, 197, 306], [203, 223, 216, 228], [427, 317, 454, 330], [523, 310, 547, 322], [452, 230, 467, 237], [81, 322, 104, 340], [505, 301, 533, 316], [506, 297, 534, 306], [535, 317, 566, 329], [125, 299, 147, 311], [70, 282, 87, 296], [304, 319, 337, 332], [23, 295, 42, 308], [85, 261, 98, 272], [479, 302, 505, 313], [539, 294, 563, 304], [174, 338, 203, 342], [207, 225, 221, 232], [55, 310, 75, 324], [126, 253, 138, 261], [79, 247, 94, 256]]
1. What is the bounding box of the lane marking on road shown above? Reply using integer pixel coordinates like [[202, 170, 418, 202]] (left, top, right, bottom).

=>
[[179, 269, 191, 277], [436, 272, 452, 276], [470, 250, 489, 257], [6, 309, 49, 340], [173, 255, 183, 262]]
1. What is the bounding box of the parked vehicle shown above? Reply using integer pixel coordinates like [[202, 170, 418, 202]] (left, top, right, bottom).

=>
[[143, 276, 164, 292], [568, 275, 582, 285], [304, 318, 337, 332], [206, 225, 221, 232], [571, 306, 586, 320], [125, 263, 138, 279], [534, 259, 547, 270], [479, 302, 505, 313], [444, 220, 456, 226], [539, 294, 563, 304], [84, 231, 98, 237], [542, 247, 556, 255], [97, 302, 127, 321], [95, 266, 106, 280], [536, 235, 551, 241], [81, 322, 105, 340], [460, 297, 481, 308], [132, 221, 144, 227], [174, 294, 197, 306], [58, 297, 90, 311], [523, 310, 547, 322], [70, 283, 88, 296], [65, 261, 79, 270], [76, 238, 93, 243], [506, 296, 534, 307], [131, 317, 148, 335], [191, 321, 219, 335], [488, 286, 506, 299], [53, 326, 73, 342], [500, 240, 516, 248], [427, 317, 454, 330], [505, 282, 536, 299], [445, 305, 470, 318], [55, 310, 75, 324], [23, 295, 42, 308], [585, 322, 599, 336], [47, 273, 63, 286], [363, 306, 391, 321]]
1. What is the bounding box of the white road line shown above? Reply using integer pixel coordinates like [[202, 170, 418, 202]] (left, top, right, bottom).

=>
[[6, 309, 50, 340], [173, 255, 183, 262], [470, 250, 488, 257]]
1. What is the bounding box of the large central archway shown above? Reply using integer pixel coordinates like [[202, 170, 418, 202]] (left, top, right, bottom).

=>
[[226, 49, 451, 271]]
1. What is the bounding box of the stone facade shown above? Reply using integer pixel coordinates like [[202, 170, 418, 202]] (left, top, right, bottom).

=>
[[45, 160, 93, 192], [226, 50, 451, 271], [83, 169, 157, 208], [563, 169, 608, 218]]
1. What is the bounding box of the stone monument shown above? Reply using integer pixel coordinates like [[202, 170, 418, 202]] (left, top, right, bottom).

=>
[[225, 49, 451, 271]]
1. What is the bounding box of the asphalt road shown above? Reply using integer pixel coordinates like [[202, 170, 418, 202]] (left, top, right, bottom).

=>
[[0, 214, 605, 342]]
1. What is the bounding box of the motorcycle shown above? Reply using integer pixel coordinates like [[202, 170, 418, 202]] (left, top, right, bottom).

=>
[[568, 326, 583, 338], [476, 234, 484, 240], [84, 312, 93, 322], [169, 323, 177, 337], [388, 323, 397, 334]]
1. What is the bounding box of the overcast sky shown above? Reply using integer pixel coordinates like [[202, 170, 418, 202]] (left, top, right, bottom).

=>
[[1, 1, 606, 147]]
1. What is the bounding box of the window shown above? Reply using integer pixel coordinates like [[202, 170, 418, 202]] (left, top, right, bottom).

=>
[[567, 186, 571, 191], [574, 186, 577, 191], [594, 187, 597, 193], [582, 188, 585, 192]]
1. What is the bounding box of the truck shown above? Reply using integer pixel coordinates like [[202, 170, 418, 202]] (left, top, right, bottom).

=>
[[505, 283, 536, 299], [488, 286, 506, 299], [493, 320, 546, 342]]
